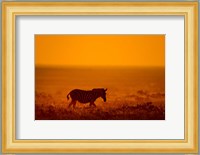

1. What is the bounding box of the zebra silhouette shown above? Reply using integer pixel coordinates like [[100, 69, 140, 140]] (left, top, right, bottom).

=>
[[67, 88, 107, 108]]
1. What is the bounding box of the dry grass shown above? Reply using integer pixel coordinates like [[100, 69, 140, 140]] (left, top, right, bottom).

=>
[[35, 90, 165, 120]]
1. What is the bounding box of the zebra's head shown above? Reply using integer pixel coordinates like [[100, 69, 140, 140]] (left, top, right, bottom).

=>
[[92, 88, 107, 102]]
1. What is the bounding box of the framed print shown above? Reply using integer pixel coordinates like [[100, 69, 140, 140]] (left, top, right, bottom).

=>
[[2, 1, 198, 153]]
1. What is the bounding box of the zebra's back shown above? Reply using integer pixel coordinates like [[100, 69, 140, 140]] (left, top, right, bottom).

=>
[[69, 89, 94, 103]]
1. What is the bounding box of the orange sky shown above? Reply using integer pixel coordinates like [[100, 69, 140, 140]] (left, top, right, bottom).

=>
[[35, 35, 165, 67]]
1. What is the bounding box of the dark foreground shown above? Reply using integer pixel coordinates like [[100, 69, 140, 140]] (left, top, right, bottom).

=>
[[35, 102, 165, 120]]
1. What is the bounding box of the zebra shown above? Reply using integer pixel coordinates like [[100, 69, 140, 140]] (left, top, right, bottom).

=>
[[67, 88, 107, 108]]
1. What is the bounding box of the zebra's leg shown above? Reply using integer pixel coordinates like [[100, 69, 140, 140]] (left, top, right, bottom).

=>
[[73, 101, 77, 108], [68, 100, 75, 108], [90, 102, 96, 107], [92, 103, 96, 107]]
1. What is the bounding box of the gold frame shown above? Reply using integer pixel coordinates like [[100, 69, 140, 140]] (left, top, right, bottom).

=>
[[2, 2, 198, 153]]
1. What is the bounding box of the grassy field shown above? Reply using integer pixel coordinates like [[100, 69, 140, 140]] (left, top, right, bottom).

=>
[[35, 90, 165, 120]]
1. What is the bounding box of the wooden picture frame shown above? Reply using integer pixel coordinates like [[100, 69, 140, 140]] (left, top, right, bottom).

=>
[[2, 2, 198, 153]]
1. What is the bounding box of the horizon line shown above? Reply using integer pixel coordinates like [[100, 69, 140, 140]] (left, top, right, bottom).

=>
[[35, 65, 165, 68]]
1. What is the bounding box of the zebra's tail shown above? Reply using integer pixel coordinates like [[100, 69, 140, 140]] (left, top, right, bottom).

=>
[[67, 93, 70, 100]]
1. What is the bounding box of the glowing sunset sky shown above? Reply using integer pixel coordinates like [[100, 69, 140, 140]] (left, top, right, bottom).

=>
[[35, 35, 165, 67]]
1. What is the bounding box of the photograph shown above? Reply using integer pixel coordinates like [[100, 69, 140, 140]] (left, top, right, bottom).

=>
[[35, 35, 165, 120]]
